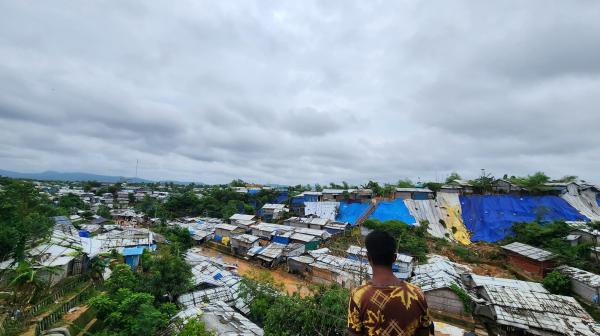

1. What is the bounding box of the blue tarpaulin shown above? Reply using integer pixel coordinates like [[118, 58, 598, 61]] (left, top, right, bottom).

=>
[[214, 234, 222, 242], [369, 199, 417, 224], [272, 235, 290, 245], [78, 230, 90, 238], [336, 202, 370, 226], [275, 191, 288, 204], [291, 197, 304, 205], [304, 194, 319, 202], [461, 195, 588, 243], [597, 195, 600, 207]]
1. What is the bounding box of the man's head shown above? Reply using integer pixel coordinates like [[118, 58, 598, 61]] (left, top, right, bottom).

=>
[[365, 230, 397, 267]]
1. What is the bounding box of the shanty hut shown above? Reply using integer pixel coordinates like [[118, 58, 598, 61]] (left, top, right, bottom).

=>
[[501, 242, 555, 278], [230, 234, 260, 256], [492, 179, 525, 195], [229, 214, 256, 228], [287, 256, 314, 274], [214, 224, 245, 244], [394, 188, 434, 200], [556, 265, 600, 304], [259, 203, 287, 221], [411, 255, 471, 316]]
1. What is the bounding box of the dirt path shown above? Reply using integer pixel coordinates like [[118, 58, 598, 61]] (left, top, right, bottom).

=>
[[192, 247, 312, 297]]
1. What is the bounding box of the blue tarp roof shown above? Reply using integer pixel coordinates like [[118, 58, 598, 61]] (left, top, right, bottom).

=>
[[123, 246, 145, 256], [369, 199, 416, 224], [461, 195, 588, 243], [336, 202, 370, 226]]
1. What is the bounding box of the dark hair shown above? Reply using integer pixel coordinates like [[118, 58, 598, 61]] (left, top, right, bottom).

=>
[[365, 230, 396, 266]]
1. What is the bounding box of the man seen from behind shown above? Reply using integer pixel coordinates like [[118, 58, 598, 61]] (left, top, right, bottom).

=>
[[348, 230, 433, 336]]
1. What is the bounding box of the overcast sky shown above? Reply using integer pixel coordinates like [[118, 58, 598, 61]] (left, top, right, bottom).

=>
[[1, 1, 600, 185]]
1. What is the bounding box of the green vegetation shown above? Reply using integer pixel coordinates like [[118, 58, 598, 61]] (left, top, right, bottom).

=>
[[0, 179, 56, 260], [239, 271, 349, 336], [445, 172, 461, 184], [177, 317, 215, 336], [97, 205, 112, 219], [154, 226, 195, 252], [90, 288, 174, 335], [160, 187, 278, 220], [543, 271, 571, 295], [449, 284, 473, 314], [507, 221, 595, 271], [362, 219, 429, 262], [509, 171, 550, 194], [452, 245, 481, 263], [8, 260, 60, 304], [90, 247, 192, 335]]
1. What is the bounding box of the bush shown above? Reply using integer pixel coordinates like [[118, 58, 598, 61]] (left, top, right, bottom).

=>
[[362, 219, 429, 262], [453, 246, 480, 263], [543, 271, 571, 295]]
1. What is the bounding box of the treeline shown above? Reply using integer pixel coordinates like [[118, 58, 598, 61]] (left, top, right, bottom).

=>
[[136, 187, 280, 221]]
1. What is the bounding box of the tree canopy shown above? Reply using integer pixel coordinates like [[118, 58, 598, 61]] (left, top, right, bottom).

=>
[[0, 179, 56, 260]]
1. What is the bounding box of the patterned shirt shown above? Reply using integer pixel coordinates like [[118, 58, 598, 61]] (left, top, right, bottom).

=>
[[347, 281, 432, 336]]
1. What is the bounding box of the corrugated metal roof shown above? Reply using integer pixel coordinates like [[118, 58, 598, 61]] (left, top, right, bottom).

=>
[[215, 224, 239, 231], [256, 243, 286, 260], [395, 188, 433, 193], [231, 234, 260, 244], [229, 214, 255, 221], [290, 233, 316, 243], [201, 301, 264, 335], [411, 255, 467, 292], [501, 242, 555, 261], [556, 265, 600, 288], [261, 203, 286, 210], [467, 274, 548, 293], [481, 285, 600, 336]]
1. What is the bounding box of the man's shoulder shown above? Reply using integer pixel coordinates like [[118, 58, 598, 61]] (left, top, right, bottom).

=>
[[350, 283, 373, 303]]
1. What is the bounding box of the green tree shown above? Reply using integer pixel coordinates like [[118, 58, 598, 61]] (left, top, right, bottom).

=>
[[383, 184, 396, 198], [142, 247, 193, 302], [90, 288, 171, 335], [555, 175, 578, 183], [0, 179, 56, 260], [511, 172, 551, 194], [543, 271, 571, 295], [363, 180, 383, 197], [8, 260, 58, 304], [164, 191, 202, 218], [58, 193, 86, 212], [423, 182, 443, 192], [229, 179, 247, 187], [106, 264, 138, 294], [445, 172, 461, 184], [396, 179, 414, 188], [97, 205, 112, 219]]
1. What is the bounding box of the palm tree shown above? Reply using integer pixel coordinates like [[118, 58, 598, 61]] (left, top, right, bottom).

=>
[[9, 260, 59, 305]]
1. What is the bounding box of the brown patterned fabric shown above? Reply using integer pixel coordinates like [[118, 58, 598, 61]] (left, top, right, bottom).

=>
[[347, 281, 432, 336]]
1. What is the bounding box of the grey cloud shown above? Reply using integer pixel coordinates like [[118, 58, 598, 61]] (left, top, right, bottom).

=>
[[1, 1, 600, 184]]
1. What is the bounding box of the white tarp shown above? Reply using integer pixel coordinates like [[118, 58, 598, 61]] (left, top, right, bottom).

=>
[[304, 202, 339, 221]]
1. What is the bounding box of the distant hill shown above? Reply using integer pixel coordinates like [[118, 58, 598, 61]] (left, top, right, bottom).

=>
[[0, 169, 151, 183]]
